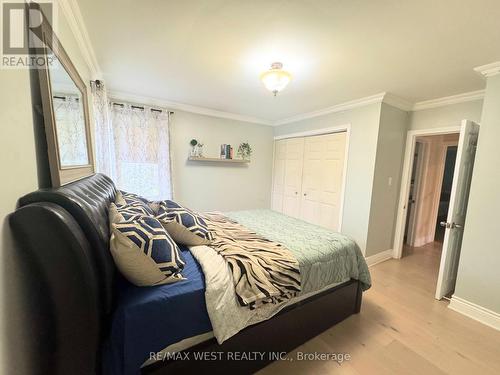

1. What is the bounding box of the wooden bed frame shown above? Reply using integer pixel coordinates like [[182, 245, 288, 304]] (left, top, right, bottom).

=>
[[8, 174, 363, 375]]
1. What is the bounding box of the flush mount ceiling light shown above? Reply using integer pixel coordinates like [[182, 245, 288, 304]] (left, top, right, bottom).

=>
[[260, 62, 292, 96]]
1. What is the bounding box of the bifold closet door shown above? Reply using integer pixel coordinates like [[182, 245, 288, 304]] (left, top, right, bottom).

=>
[[282, 137, 305, 219], [300, 132, 346, 231], [271, 139, 287, 212]]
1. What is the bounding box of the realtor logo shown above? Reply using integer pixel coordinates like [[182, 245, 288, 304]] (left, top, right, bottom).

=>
[[1, 0, 56, 68]]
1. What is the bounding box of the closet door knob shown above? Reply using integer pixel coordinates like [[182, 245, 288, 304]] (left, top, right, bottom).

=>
[[303, 193, 307, 196]]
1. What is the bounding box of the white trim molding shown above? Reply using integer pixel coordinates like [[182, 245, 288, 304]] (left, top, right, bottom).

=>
[[384, 93, 413, 111], [365, 249, 393, 267], [474, 62, 500, 78], [58, 0, 102, 78], [412, 90, 485, 111], [273, 124, 350, 140], [105, 89, 487, 127], [274, 92, 387, 126], [274, 90, 485, 126], [108, 90, 273, 126], [449, 296, 500, 331]]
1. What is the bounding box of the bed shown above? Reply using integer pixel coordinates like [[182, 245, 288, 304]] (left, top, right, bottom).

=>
[[8, 174, 371, 375]]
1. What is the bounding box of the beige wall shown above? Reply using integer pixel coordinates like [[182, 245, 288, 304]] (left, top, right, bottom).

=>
[[365, 104, 409, 256], [170, 110, 274, 212], [274, 103, 382, 254], [454, 74, 500, 313], [0, 4, 95, 373], [409, 100, 483, 130]]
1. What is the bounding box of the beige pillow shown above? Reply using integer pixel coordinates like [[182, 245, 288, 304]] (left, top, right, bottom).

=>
[[109, 208, 185, 286], [159, 220, 211, 246]]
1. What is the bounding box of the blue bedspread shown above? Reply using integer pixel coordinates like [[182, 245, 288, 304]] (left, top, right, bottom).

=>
[[102, 246, 212, 375]]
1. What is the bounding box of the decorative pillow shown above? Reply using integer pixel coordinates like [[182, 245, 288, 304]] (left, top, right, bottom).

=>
[[116, 190, 155, 216], [109, 203, 148, 227], [110, 216, 185, 286], [156, 200, 213, 246], [114, 191, 127, 206]]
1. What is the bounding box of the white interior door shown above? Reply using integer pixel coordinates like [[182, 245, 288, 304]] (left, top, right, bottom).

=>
[[435, 120, 479, 300], [282, 137, 304, 218], [300, 132, 346, 231], [271, 139, 286, 211]]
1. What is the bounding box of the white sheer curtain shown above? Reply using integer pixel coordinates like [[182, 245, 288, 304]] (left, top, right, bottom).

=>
[[53, 95, 89, 166], [91, 81, 115, 178], [91, 81, 173, 200]]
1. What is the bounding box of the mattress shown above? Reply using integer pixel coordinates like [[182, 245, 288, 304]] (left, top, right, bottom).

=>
[[102, 245, 212, 375]]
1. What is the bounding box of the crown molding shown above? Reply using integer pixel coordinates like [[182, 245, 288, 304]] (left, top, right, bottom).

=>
[[108, 89, 485, 126], [412, 90, 485, 111], [108, 90, 274, 126], [383, 93, 414, 111], [474, 62, 500, 78], [274, 92, 387, 126], [274, 92, 415, 126], [58, 0, 102, 78]]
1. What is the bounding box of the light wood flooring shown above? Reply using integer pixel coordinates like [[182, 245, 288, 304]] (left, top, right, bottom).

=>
[[258, 242, 500, 374]]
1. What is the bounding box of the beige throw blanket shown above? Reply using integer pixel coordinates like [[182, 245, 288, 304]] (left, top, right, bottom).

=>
[[203, 213, 301, 309]]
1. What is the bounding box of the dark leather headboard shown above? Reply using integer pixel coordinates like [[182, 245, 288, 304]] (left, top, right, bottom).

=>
[[17, 173, 117, 314], [9, 173, 117, 374]]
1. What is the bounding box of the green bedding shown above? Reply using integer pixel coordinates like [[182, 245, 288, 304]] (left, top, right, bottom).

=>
[[225, 209, 371, 293]]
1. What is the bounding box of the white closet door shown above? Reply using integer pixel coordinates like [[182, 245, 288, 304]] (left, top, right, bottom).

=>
[[282, 137, 305, 218], [271, 139, 286, 211], [300, 132, 346, 231]]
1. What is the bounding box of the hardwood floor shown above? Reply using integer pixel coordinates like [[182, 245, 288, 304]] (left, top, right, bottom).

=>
[[258, 242, 500, 374]]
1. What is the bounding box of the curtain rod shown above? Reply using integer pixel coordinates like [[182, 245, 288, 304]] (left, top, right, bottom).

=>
[[91, 79, 174, 114], [53, 95, 79, 102], [111, 102, 169, 114]]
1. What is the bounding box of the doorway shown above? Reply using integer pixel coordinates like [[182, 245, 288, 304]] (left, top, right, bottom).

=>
[[404, 133, 459, 250], [393, 120, 479, 300]]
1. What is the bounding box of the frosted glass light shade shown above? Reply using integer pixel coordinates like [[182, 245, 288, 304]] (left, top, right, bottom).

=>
[[260, 62, 292, 96]]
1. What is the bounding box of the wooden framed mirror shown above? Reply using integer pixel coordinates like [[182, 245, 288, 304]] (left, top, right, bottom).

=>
[[37, 16, 94, 186]]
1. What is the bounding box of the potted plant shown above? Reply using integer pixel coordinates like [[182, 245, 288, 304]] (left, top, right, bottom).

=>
[[237, 142, 252, 160]]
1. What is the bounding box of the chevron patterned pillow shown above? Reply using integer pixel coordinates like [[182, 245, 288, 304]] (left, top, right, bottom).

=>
[[156, 200, 214, 246], [110, 216, 185, 286]]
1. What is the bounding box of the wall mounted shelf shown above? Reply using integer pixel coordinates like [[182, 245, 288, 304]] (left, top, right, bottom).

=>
[[187, 156, 250, 164]]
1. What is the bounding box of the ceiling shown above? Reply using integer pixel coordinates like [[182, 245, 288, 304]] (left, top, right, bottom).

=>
[[77, 0, 500, 123]]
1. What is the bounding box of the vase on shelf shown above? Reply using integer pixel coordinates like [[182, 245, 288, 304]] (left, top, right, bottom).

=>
[[197, 144, 204, 157], [190, 145, 199, 157]]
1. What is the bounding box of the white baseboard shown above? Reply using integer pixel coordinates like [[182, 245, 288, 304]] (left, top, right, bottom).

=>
[[365, 249, 393, 267], [449, 296, 500, 331]]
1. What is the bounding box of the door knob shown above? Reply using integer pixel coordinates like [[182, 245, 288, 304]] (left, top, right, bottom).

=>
[[440, 221, 450, 228], [303, 193, 307, 196], [295, 192, 298, 195]]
